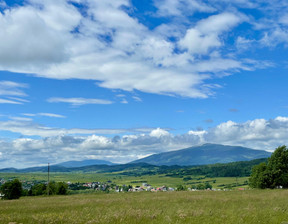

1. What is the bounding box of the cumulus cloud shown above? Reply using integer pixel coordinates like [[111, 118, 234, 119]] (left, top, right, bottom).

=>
[[150, 128, 171, 138], [179, 12, 243, 55], [0, 0, 269, 98], [0, 117, 288, 168]]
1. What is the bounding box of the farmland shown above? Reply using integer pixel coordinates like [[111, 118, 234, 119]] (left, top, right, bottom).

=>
[[0, 172, 249, 190], [1, 190, 288, 224]]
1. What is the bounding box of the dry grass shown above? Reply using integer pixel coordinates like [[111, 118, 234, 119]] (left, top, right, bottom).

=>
[[1, 190, 288, 224]]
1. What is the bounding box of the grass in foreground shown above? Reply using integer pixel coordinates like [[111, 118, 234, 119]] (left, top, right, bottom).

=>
[[1, 190, 288, 224]]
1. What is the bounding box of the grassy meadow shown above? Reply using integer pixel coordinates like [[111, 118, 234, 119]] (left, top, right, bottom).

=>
[[1, 190, 288, 224]]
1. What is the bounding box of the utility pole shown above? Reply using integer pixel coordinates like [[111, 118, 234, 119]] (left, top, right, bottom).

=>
[[48, 163, 50, 196]]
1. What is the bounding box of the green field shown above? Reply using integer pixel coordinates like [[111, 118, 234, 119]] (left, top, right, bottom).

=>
[[0, 172, 249, 189], [1, 190, 288, 223]]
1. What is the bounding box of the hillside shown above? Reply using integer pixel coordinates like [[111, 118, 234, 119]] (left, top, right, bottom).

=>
[[0, 158, 268, 178], [56, 159, 114, 167], [131, 143, 271, 166]]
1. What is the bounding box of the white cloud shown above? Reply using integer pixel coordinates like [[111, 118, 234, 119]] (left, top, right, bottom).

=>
[[236, 36, 255, 51], [120, 99, 128, 104], [8, 97, 30, 103], [132, 96, 142, 102], [0, 98, 23, 104], [179, 12, 243, 54], [0, 5, 70, 70], [260, 28, 288, 47], [0, 119, 155, 137], [0, 81, 28, 96], [0, 81, 29, 104], [9, 117, 33, 122], [150, 128, 171, 138], [37, 113, 66, 118], [275, 116, 288, 122], [22, 113, 66, 118], [154, 0, 215, 17], [1, 117, 288, 168], [0, 1, 265, 98], [47, 97, 113, 106]]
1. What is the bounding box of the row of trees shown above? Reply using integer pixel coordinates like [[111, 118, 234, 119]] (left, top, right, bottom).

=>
[[0, 180, 68, 200], [176, 182, 212, 191], [27, 182, 68, 196]]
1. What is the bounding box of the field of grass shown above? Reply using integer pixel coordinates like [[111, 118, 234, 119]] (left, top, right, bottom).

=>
[[0, 172, 249, 189], [1, 190, 288, 223]]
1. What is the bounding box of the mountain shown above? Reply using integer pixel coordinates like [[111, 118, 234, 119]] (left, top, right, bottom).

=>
[[0, 165, 70, 173], [55, 159, 114, 168], [130, 143, 271, 166]]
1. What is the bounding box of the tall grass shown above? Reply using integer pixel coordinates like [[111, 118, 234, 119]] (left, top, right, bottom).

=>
[[1, 190, 288, 223]]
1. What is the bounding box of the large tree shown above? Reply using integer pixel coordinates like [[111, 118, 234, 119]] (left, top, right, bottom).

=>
[[249, 146, 288, 189], [0, 179, 23, 200]]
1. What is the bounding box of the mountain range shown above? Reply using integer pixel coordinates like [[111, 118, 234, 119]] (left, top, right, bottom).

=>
[[56, 159, 114, 167], [131, 143, 271, 166], [0, 144, 271, 172]]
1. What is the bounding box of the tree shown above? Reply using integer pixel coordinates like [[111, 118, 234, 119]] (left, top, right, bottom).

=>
[[29, 183, 47, 196], [267, 145, 288, 188], [176, 184, 186, 191], [249, 146, 288, 189], [0, 179, 23, 200], [47, 182, 57, 195], [249, 162, 271, 189], [57, 182, 68, 195]]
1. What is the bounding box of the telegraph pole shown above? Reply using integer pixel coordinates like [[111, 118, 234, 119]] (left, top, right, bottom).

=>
[[48, 163, 50, 196]]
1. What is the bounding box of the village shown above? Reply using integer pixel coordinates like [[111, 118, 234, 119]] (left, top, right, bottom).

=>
[[0, 177, 238, 196]]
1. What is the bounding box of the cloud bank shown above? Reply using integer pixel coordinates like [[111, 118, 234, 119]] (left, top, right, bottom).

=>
[[0, 117, 287, 168]]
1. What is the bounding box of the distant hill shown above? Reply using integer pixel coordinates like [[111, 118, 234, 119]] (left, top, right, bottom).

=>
[[0, 159, 269, 178], [130, 143, 271, 166], [56, 159, 114, 168]]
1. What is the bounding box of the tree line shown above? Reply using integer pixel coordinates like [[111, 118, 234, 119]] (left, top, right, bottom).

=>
[[0, 180, 68, 200]]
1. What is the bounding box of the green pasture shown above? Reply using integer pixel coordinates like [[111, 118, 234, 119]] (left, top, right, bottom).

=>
[[1, 190, 288, 224], [0, 172, 249, 189]]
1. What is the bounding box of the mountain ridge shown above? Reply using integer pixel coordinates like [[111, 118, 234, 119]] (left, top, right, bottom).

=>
[[0, 144, 272, 172], [130, 143, 271, 166], [55, 159, 114, 168]]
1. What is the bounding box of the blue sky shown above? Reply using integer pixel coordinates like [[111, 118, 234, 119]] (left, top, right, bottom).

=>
[[0, 0, 288, 168]]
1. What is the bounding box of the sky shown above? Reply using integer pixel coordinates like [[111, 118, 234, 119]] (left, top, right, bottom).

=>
[[0, 0, 288, 168]]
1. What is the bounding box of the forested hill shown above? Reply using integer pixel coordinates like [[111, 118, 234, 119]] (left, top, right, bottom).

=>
[[0, 158, 268, 178]]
